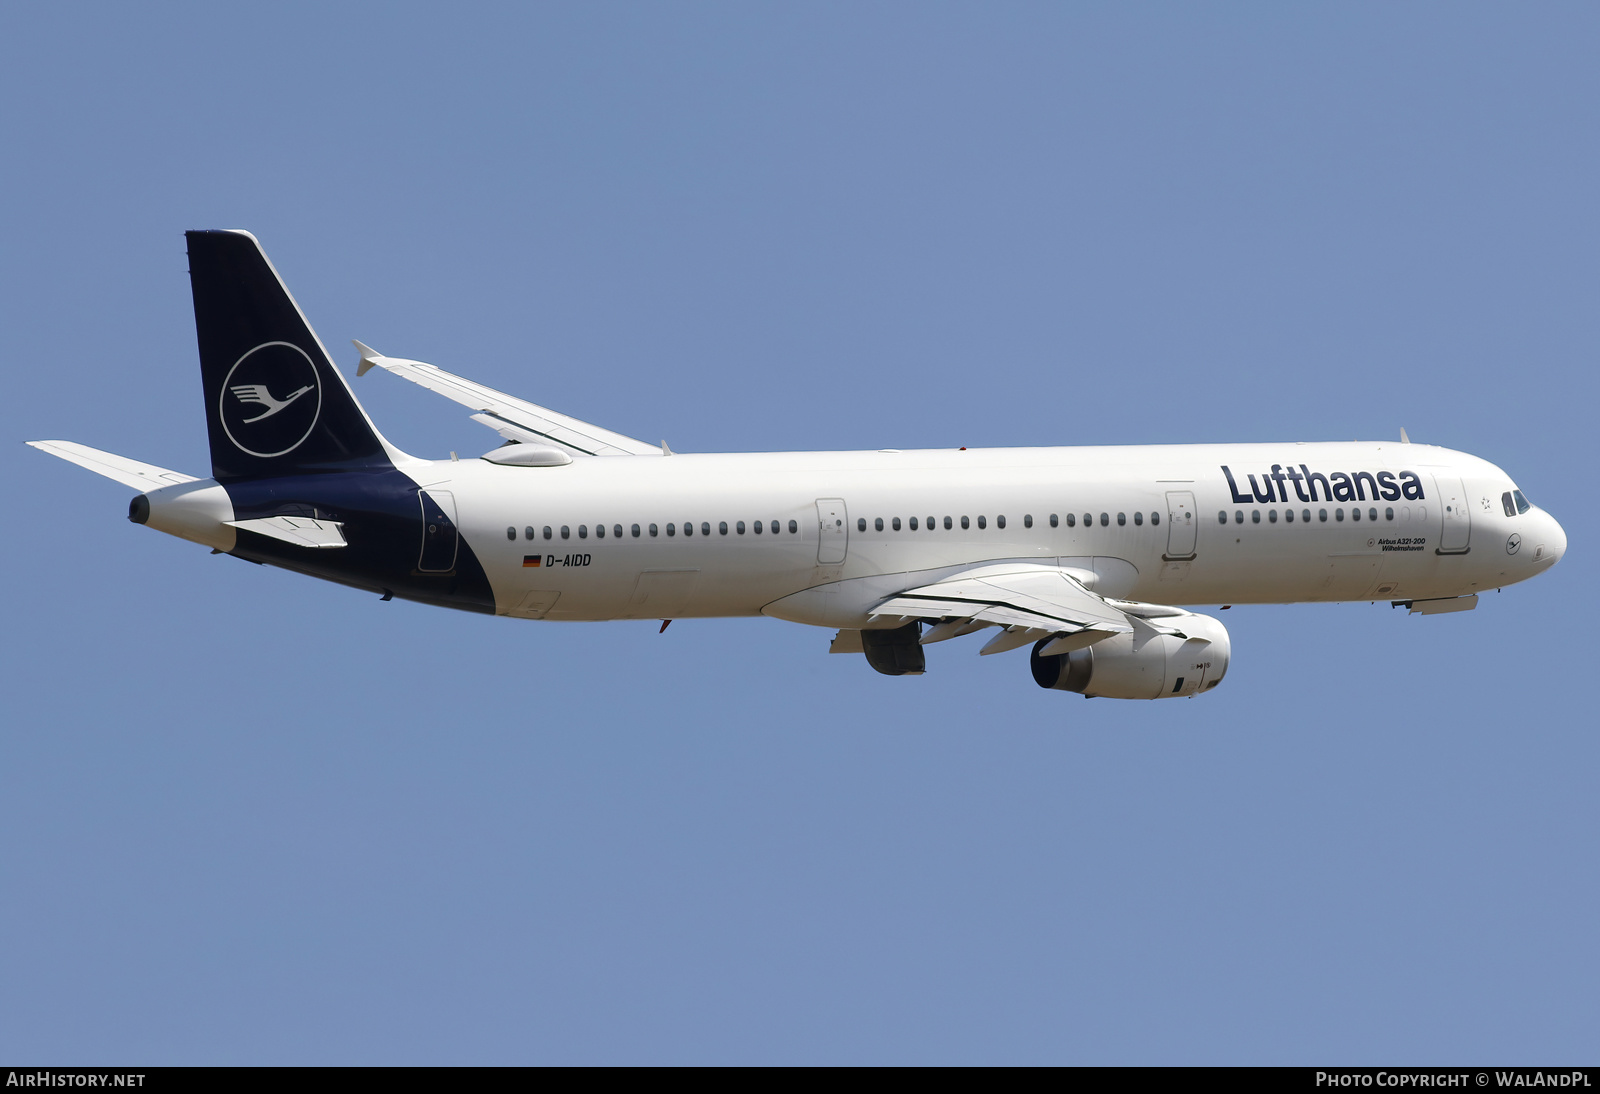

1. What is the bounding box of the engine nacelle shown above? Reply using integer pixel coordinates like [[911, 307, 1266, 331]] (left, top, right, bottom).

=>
[[1030, 612, 1230, 699]]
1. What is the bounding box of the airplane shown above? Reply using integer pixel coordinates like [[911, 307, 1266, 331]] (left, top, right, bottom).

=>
[[28, 230, 1568, 699]]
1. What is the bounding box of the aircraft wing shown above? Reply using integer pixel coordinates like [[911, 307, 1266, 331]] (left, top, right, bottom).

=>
[[352, 342, 661, 457], [869, 563, 1195, 656], [27, 440, 198, 490]]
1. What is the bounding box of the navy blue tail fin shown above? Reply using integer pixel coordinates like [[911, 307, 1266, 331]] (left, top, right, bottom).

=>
[[187, 230, 392, 482]]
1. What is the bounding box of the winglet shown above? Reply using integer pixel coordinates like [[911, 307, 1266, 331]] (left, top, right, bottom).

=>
[[661, 440, 674, 456], [1400, 427, 1411, 443], [353, 340, 383, 377]]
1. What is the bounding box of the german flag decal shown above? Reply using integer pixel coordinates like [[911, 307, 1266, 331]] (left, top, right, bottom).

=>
[[523, 555, 542, 567]]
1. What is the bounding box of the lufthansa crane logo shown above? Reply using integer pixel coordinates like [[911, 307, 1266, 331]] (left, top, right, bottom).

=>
[[219, 342, 322, 457]]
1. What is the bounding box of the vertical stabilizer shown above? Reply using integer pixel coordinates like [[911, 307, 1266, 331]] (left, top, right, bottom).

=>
[[187, 230, 397, 481]]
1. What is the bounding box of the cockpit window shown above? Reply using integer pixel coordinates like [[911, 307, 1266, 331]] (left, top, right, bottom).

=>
[[1503, 492, 1517, 517], [1513, 489, 1531, 515]]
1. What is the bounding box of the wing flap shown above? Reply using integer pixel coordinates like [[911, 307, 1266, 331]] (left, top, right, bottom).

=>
[[27, 440, 199, 491], [874, 564, 1135, 634], [870, 563, 1151, 656], [353, 342, 660, 457]]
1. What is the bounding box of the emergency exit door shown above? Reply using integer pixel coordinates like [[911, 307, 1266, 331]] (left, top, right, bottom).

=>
[[1164, 491, 1197, 560], [816, 498, 849, 564]]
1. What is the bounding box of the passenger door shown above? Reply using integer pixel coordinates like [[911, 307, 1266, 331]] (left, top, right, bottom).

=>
[[1434, 476, 1471, 554], [418, 489, 459, 572]]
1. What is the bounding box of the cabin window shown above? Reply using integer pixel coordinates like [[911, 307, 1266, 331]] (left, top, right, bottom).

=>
[[1152, 512, 1160, 526], [1319, 509, 1327, 522], [684, 522, 693, 536], [580, 525, 589, 539], [909, 516, 918, 530], [1235, 511, 1243, 524], [1368, 508, 1378, 522], [857, 518, 867, 532], [525, 526, 536, 541], [1352, 508, 1361, 522], [927, 516, 936, 530], [719, 522, 727, 535], [961, 516, 970, 529], [543, 526, 553, 540], [788, 520, 798, 533], [1050, 514, 1059, 528], [1268, 509, 1278, 524], [1385, 508, 1394, 521], [632, 524, 640, 538], [1117, 512, 1126, 526], [771, 521, 780, 534], [944, 516, 953, 530], [1218, 511, 1227, 524], [1065, 513, 1076, 527], [1335, 508, 1344, 522], [506, 526, 516, 541], [596, 524, 605, 538], [996, 515, 1006, 529], [752, 520, 761, 534], [977, 516, 986, 529], [737, 521, 746, 534], [1284, 509, 1293, 523], [1024, 514, 1033, 528], [703, 522, 712, 536], [1099, 513, 1109, 527], [1084, 514, 1093, 527], [561, 525, 571, 539], [875, 517, 884, 531], [649, 524, 658, 537], [666, 523, 676, 536], [1302, 509, 1310, 523], [892, 517, 901, 531], [1251, 511, 1261, 524], [1133, 511, 1143, 526]]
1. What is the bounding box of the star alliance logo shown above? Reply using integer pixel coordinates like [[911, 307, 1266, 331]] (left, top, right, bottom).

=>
[[219, 342, 322, 458]]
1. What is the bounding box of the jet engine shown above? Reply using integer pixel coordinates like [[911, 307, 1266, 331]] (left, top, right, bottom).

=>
[[1029, 611, 1230, 699]]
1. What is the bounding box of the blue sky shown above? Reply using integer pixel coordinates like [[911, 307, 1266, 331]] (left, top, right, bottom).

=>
[[2, 2, 1595, 1064]]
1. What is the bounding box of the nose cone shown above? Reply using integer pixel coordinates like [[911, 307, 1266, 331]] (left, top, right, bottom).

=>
[[1547, 512, 1567, 567]]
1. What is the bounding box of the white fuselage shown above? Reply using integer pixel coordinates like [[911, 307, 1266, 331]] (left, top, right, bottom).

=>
[[404, 440, 1564, 627]]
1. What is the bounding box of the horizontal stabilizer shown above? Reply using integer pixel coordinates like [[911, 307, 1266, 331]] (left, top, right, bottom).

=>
[[27, 440, 198, 491], [353, 342, 660, 457], [225, 515, 347, 548]]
